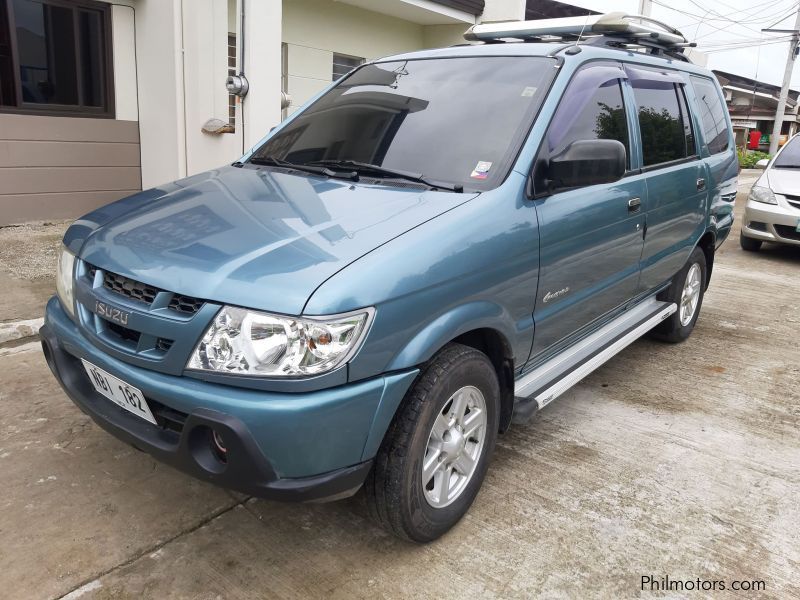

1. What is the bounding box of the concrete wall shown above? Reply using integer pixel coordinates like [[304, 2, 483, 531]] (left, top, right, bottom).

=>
[[282, 0, 426, 114], [241, 0, 283, 150], [110, 3, 139, 122], [423, 23, 470, 48], [181, 0, 243, 175], [130, 0, 186, 190], [480, 0, 525, 21], [0, 114, 141, 225]]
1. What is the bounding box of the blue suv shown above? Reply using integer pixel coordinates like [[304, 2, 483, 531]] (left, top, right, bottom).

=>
[[41, 16, 737, 542]]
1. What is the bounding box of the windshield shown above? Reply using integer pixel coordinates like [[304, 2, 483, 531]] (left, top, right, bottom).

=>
[[773, 135, 800, 168], [249, 56, 556, 191]]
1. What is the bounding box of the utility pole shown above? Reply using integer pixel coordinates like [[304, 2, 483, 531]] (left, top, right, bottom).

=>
[[638, 0, 652, 17], [766, 6, 800, 156]]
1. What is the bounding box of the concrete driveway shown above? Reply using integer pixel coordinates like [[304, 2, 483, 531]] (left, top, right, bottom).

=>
[[1, 173, 798, 599]]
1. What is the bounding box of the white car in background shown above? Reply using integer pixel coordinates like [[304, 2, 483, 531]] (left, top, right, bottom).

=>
[[741, 134, 800, 251]]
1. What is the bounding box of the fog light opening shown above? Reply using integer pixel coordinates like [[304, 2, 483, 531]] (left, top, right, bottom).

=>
[[210, 428, 228, 464]]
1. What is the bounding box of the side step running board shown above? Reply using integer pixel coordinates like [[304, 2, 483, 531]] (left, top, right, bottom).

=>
[[512, 297, 676, 424]]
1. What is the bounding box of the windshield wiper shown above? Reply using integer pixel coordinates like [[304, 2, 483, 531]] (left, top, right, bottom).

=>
[[307, 159, 463, 192], [248, 156, 357, 180]]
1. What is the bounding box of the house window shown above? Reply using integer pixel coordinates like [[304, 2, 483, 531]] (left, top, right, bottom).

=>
[[0, 0, 114, 117], [332, 52, 363, 81], [227, 32, 236, 128]]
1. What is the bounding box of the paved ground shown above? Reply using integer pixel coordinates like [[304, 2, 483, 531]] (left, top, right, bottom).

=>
[[0, 220, 67, 323], [1, 171, 799, 599]]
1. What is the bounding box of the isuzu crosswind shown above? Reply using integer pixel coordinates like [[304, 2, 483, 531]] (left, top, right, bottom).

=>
[[41, 13, 737, 542]]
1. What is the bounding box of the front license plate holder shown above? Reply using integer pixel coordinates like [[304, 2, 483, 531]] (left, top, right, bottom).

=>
[[80, 359, 157, 425]]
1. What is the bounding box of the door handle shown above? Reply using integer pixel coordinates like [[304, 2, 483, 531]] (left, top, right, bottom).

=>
[[627, 197, 641, 212], [696, 178, 706, 191]]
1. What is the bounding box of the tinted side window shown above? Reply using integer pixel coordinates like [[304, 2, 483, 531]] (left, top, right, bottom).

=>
[[632, 81, 689, 167], [677, 85, 696, 156], [691, 76, 729, 154], [547, 78, 630, 165], [772, 134, 800, 168]]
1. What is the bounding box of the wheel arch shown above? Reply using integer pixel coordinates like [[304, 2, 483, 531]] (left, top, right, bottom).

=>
[[449, 328, 515, 433], [364, 303, 519, 461], [697, 229, 716, 289]]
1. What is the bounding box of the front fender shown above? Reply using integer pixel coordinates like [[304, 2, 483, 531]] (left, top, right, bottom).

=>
[[386, 300, 517, 372]]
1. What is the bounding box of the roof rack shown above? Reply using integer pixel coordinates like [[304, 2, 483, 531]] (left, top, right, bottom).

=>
[[464, 12, 696, 61]]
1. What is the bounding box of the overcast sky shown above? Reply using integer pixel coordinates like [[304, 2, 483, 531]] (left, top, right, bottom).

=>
[[567, 0, 800, 88]]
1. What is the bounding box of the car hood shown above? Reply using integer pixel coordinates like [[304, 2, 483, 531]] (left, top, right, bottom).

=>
[[75, 165, 476, 315], [764, 168, 800, 196]]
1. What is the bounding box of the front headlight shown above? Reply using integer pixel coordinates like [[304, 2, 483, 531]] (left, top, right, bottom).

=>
[[187, 306, 373, 377], [749, 185, 777, 205], [56, 245, 76, 320]]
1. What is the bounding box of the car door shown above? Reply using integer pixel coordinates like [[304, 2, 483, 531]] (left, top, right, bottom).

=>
[[527, 61, 647, 359], [624, 65, 708, 292], [687, 75, 737, 242]]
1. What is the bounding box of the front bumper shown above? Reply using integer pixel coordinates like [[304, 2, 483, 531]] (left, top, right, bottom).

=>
[[742, 198, 800, 247], [42, 297, 418, 502]]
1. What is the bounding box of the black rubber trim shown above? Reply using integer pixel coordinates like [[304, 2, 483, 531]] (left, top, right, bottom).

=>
[[40, 323, 372, 502]]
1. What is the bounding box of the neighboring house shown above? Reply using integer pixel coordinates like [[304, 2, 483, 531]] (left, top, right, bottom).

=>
[[0, 0, 593, 225], [713, 69, 800, 151]]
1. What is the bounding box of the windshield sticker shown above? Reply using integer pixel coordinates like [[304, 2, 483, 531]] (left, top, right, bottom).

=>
[[521, 86, 537, 97], [470, 161, 492, 180]]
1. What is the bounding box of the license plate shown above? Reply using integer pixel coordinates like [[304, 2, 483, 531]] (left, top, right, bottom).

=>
[[80, 359, 156, 425]]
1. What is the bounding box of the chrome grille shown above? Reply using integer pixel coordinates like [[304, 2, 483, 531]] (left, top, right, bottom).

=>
[[168, 294, 204, 315], [85, 263, 205, 316], [783, 194, 800, 209], [103, 271, 159, 305]]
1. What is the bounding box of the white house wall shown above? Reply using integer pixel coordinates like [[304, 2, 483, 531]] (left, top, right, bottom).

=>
[[422, 23, 470, 48], [131, 0, 187, 190], [181, 0, 244, 176], [282, 0, 426, 114], [480, 0, 525, 22], [241, 0, 283, 150], [110, 4, 138, 121]]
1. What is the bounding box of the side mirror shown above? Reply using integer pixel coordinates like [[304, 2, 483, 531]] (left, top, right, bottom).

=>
[[756, 158, 769, 169], [547, 139, 626, 191]]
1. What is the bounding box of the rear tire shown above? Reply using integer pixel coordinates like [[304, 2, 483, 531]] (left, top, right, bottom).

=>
[[364, 343, 499, 543], [651, 246, 707, 343], [739, 233, 762, 252]]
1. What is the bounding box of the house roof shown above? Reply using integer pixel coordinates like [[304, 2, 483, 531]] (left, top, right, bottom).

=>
[[429, 0, 599, 20], [525, 0, 599, 20], [713, 69, 800, 102], [429, 0, 485, 16]]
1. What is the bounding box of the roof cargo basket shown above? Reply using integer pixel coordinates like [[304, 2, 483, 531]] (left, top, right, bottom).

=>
[[464, 12, 695, 61]]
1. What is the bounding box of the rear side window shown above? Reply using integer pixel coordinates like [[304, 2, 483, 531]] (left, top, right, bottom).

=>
[[631, 80, 694, 167], [691, 76, 729, 154]]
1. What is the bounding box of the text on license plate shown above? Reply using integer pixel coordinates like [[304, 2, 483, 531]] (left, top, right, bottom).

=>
[[80, 359, 156, 425]]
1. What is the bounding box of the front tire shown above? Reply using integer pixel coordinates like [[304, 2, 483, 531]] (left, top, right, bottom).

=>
[[740, 233, 762, 252], [365, 343, 500, 543], [651, 246, 707, 343]]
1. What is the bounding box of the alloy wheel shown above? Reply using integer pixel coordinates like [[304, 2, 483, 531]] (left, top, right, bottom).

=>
[[422, 385, 487, 508], [680, 262, 702, 326]]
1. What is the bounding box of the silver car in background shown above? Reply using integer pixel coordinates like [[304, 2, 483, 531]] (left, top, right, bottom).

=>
[[741, 134, 800, 251]]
